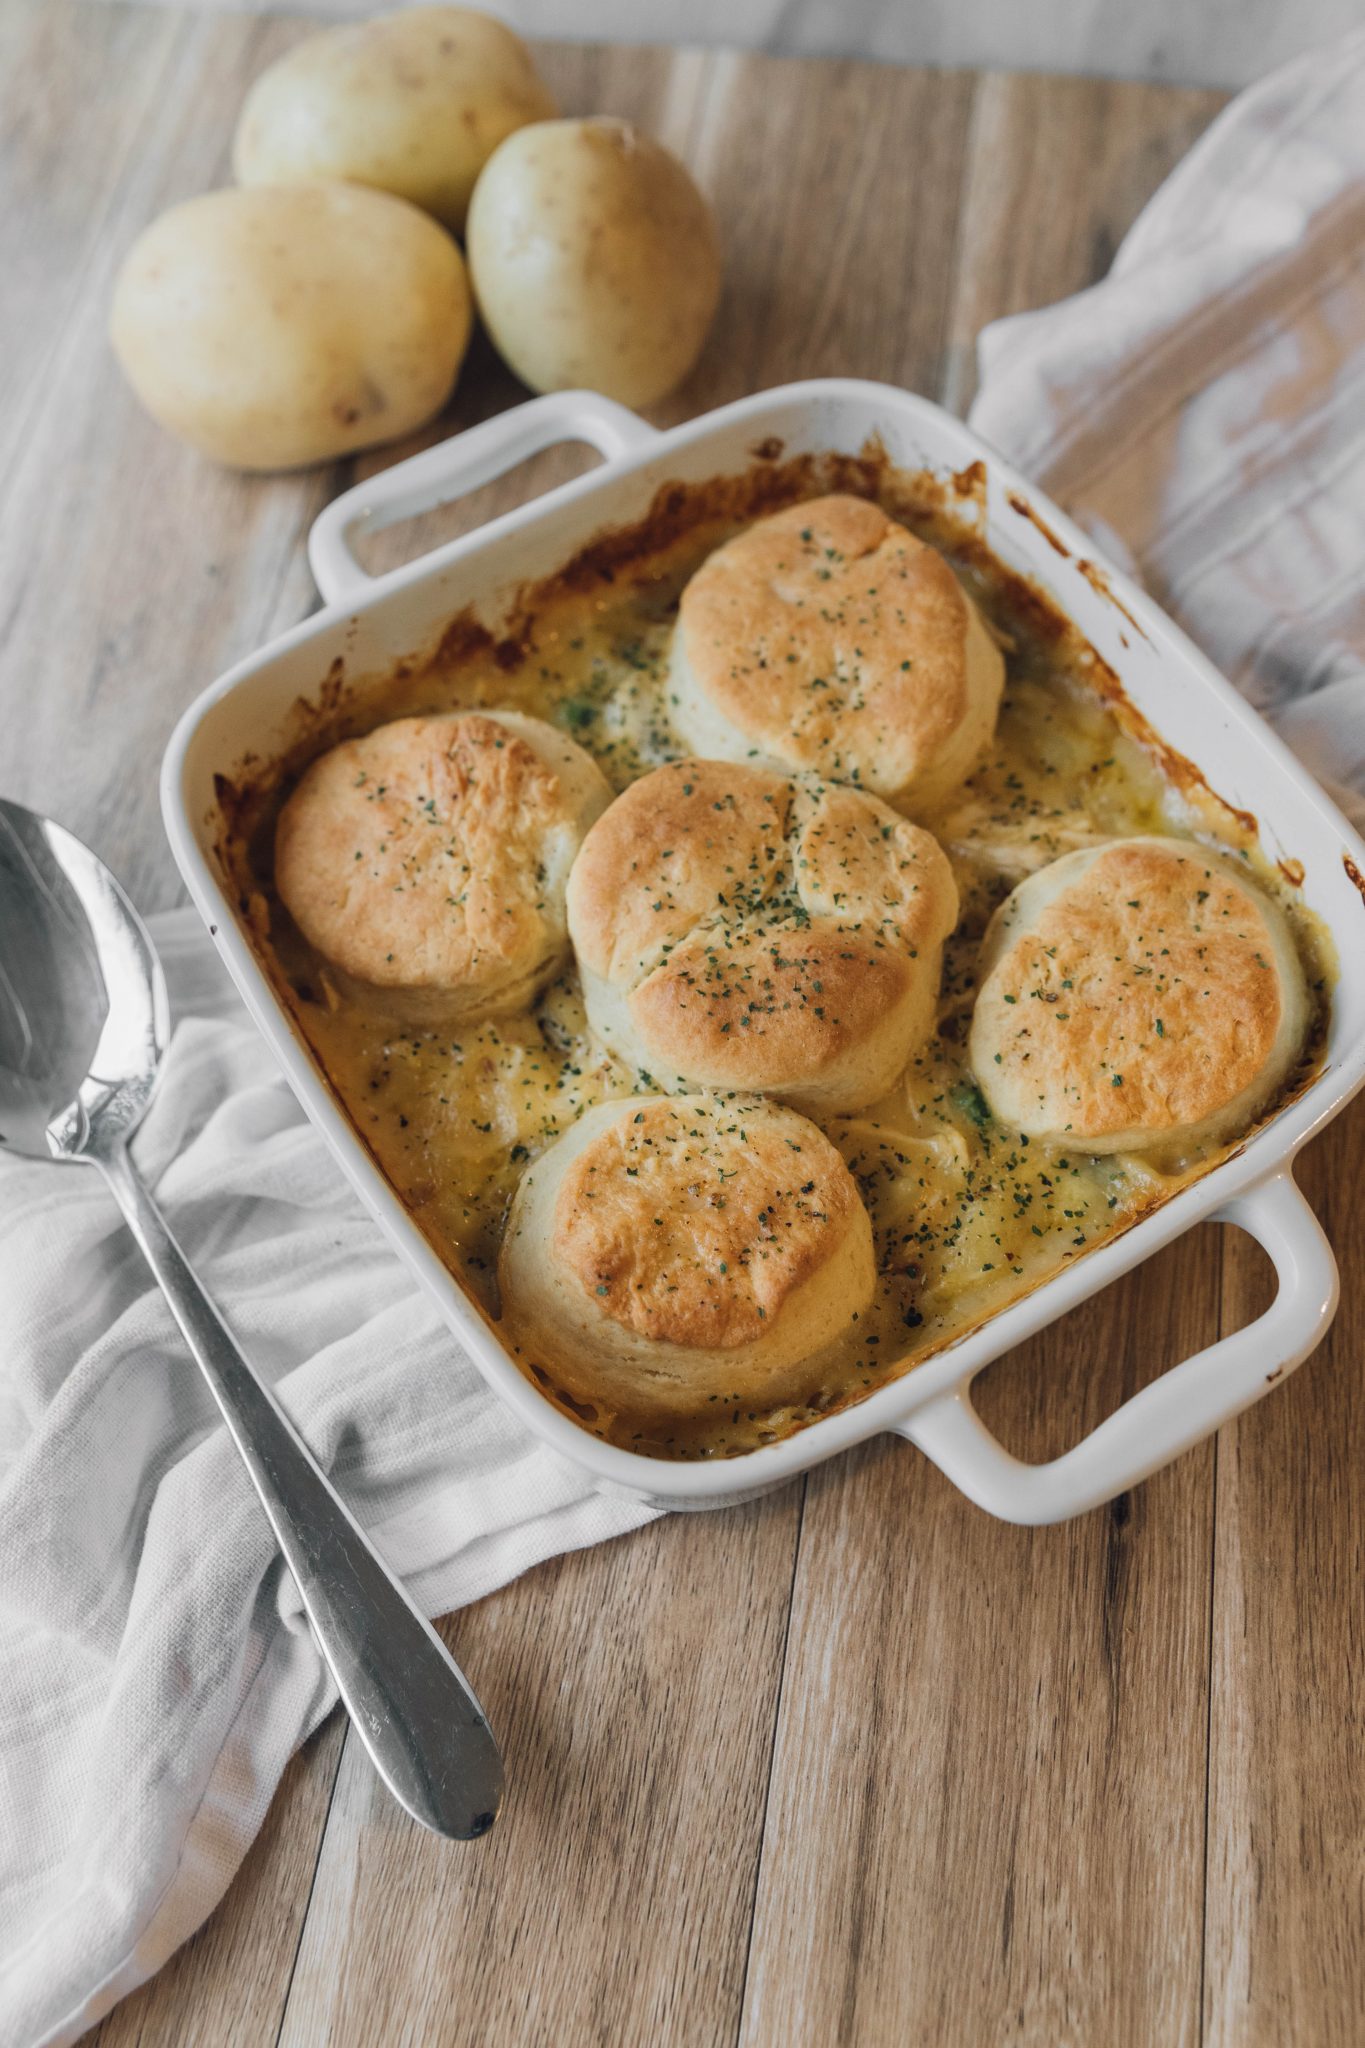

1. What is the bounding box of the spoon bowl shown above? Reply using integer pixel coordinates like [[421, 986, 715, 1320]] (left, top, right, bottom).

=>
[[0, 801, 166, 1160]]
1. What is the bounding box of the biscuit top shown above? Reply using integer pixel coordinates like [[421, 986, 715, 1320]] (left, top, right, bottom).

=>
[[792, 781, 958, 954], [975, 840, 1290, 1142], [676, 495, 972, 791], [276, 710, 601, 1002], [566, 758, 959, 1092], [567, 758, 791, 984], [551, 1095, 864, 1349]]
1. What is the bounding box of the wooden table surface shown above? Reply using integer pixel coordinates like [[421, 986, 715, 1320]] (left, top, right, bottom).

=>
[[6, 4, 1363, 2042]]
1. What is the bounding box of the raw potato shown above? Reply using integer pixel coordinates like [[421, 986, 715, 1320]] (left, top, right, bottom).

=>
[[109, 184, 472, 471], [232, 6, 556, 234], [467, 118, 721, 407]]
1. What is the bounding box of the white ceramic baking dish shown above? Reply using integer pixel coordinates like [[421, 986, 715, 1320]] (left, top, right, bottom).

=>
[[162, 379, 1365, 1524]]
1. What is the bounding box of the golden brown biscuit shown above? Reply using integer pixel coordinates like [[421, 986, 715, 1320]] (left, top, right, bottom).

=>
[[969, 837, 1309, 1154], [498, 1093, 876, 1422], [275, 708, 609, 1018], [670, 495, 1005, 810], [566, 758, 959, 1114]]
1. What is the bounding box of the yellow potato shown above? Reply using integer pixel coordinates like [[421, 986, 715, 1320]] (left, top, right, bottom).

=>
[[109, 184, 472, 471], [232, 7, 556, 234], [467, 118, 721, 407]]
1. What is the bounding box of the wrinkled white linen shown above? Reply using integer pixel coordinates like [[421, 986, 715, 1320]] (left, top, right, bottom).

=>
[[3, 26, 1364, 2046], [0, 917, 656, 2046], [968, 26, 1365, 828]]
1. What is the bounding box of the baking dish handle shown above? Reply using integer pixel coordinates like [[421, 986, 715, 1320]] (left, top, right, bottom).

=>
[[898, 1170, 1336, 1526], [309, 392, 661, 605]]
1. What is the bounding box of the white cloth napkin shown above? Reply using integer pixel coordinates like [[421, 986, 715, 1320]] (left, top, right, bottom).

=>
[[968, 26, 1365, 832], [3, 29, 1364, 2047]]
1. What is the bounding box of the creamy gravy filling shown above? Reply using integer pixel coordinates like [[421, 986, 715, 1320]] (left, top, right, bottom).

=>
[[249, 519, 1327, 1460]]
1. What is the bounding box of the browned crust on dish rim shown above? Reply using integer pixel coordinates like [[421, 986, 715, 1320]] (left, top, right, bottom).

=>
[[211, 437, 1274, 862]]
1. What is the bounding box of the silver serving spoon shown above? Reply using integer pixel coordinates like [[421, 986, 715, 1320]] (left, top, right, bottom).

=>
[[0, 798, 503, 1840]]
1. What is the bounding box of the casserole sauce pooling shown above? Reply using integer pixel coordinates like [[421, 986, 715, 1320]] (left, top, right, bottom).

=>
[[223, 456, 1330, 1460]]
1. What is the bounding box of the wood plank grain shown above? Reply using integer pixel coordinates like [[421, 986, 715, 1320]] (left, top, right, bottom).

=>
[[740, 1236, 1220, 2048], [663, 49, 977, 410], [0, 0, 179, 472], [942, 71, 1227, 415], [277, 1500, 800, 2048], [0, 0, 350, 910], [1203, 1094, 1365, 2046], [68, 0, 1365, 94]]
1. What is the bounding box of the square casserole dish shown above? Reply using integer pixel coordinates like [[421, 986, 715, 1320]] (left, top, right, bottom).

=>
[[162, 380, 1365, 1523]]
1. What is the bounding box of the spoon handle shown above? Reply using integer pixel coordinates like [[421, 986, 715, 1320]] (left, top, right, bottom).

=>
[[91, 1136, 504, 1841]]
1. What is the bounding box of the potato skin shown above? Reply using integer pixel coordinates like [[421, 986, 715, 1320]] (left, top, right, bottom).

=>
[[467, 118, 721, 407], [109, 184, 472, 471], [232, 6, 556, 233]]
